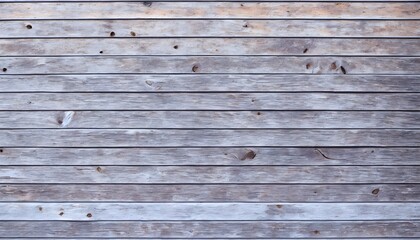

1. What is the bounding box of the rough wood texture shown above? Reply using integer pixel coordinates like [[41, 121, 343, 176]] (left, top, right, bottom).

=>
[[0, 203, 419, 220], [1, 166, 419, 183], [1, 147, 419, 166], [1, 75, 419, 92], [2, 2, 419, 19], [1, 20, 418, 37], [0, 221, 419, 238], [2, 39, 419, 56], [1, 184, 418, 202], [1, 129, 419, 147]]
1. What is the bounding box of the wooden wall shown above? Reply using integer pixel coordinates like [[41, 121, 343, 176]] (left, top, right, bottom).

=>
[[0, 1, 419, 239]]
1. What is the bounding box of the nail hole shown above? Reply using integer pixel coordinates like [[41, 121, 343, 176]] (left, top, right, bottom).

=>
[[99, 51, 103, 54], [192, 65, 199, 73], [27, 101, 32, 104], [110, 32, 116, 37], [313, 230, 320, 235], [38, 207, 43, 211], [59, 212, 64, 216], [276, 204, 283, 209], [2, 68, 7, 72], [26, 24, 32, 29], [313, 191, 317, 194], [57, 118, 63, 125], [243, 24, 248, 28], [143, 1, 152, 7], [173, 45, 178, 49], [371, 150, 375, 153], [130, 31, 136, 37], [340, 66, 347, 74], [87, 213, 93, 218], [0, 149, 3, 153], [251, 99, 255, 102], [303, 48, 308, 53], [372, 188, 380, 195], [306, 63, 312, 69], [257, 112, 261, 115]]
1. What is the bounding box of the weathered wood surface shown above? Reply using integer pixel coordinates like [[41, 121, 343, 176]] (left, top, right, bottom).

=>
[[1, 57, 418, 74], [2, 2, 419, 19], [1, 203, 419, 220], [3, 39, 420, 56], [1, 166, 419, 183], [1, 93, 418, 110], [2, 111, 419, 129], [1, 75, 419, 92], [1, 129, 419, 147], [0, 221, 419, 238], [1, 147, 419, 166], [1, 184, 418, 202], [1, 20, 418, 37]]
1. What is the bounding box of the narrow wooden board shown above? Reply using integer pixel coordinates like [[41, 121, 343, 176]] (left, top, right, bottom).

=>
[[0, 203, 419, 220], [1, 147, 419, 166], [1, 75, 419, 92], [2, 39, 419, 56], [1, 20, 418, 37], [1, 184, 418, 202], [0, 221, 419, 238], [0, 93, 418, 110], [1, 129, 419, 147], [1, 57, 418, 74], [1, 166, 419, 183], [2, 2, 419, 19], [2, 111, 419, 129]]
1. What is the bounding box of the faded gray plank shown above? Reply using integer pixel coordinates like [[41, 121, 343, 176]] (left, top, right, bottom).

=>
[[2, 38, 419, 56], [0, 93, 418, 110], [0, 203, 419, 220], [1, 147, 419, 166], [0, 166, 419, 183], [0, 221, 419, 238], [1, 75, 419, 92], [1, 57, 418, 74], [2, 111, 419, 129], [2, 2, 419, 19], [1, 20, 418, 37], [1, 129, 419, 147], [1, 184, 418, 202]]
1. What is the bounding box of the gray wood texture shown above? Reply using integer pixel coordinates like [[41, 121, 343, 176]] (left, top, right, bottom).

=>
[[1, 20, 418, 37], [1, 75, 419, 92]]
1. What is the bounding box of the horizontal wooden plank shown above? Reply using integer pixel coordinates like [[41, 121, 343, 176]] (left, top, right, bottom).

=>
[[1, 166, 419, 183], [0, 93, 418, 110], [2, 2, 419, 19], [2, 111, 419, 129], [1, 57, 418, 74], [1, 75, 419, 92], [1, 129, 419, 147], [2, 38, 420, 56], [0, 221, 419, 238], [0, 203, 419, 220], [1, 184, 418, 202], [1, 20, 418, 37], [1, 147, 419, 166]]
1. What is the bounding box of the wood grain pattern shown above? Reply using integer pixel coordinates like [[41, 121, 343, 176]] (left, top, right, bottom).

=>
[[0, 203, 419, 220], [1, 20, 418, 38], [1, 75, 419, 92], [1, 166, 419, 183], [0, 93, 418, 110], [2, 38, 419, 56], [1, 184, 418, 202], [2, 111, 419, 129], [2, 2, 419, 19], [0, 221, 419, 238], [1, 129, 419, 147]]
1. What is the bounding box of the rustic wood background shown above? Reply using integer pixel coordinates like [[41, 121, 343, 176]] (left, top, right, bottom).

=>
[[0, 0, 419, 239]]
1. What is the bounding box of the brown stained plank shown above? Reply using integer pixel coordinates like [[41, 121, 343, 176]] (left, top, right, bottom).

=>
[[0, 93, 418, 110], [1, 75, 419, 92], [0, 221, 419, 238], [0, 20, 418, 38], [1, 147, 419, 166], [0, 203, 419, 220], [1, 2, 419, 19], [1, 129, 419, 147], [1, 111, 419, 129], [0, 166, 419, 184], [1, 57, 418, 74], [2, 39, 419, 56], [1, 184, 419, 202]]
